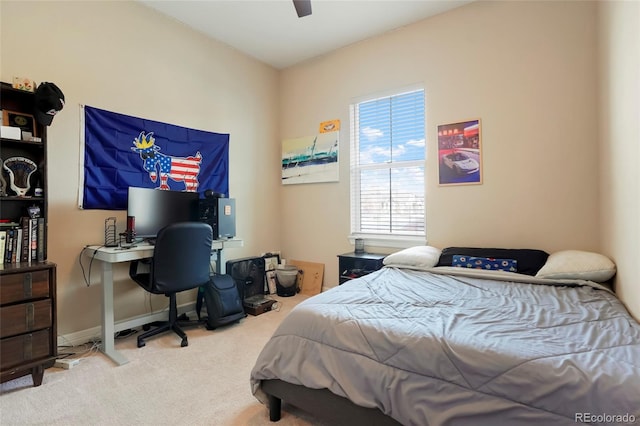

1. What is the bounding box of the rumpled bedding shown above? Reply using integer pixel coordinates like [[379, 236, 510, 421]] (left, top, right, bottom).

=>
[[250, 267, 640, 425]]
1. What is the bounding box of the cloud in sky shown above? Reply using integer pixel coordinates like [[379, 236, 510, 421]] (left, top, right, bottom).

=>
[[362, 126, 384, 140]]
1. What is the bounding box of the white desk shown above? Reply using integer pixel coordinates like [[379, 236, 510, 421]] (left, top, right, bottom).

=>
[[84, 238, 243, 366]]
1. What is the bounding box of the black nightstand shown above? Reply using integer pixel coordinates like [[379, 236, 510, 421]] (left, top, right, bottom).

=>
[[337, 252, 386, 284]]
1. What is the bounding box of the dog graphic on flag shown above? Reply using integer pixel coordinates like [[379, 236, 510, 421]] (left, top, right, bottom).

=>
[[131, 131, 201, 191]]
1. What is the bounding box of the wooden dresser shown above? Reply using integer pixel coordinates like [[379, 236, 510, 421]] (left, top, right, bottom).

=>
[[0, 262, 57, 386]]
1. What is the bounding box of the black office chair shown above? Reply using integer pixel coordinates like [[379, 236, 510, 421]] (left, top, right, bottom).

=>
[[129, 222, 213, 348]]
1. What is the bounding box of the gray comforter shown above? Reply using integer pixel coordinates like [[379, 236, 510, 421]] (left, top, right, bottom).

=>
[[250, 267, 640, 425]]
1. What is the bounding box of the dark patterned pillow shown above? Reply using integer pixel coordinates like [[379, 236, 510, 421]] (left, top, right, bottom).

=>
[[452, 255, 517, 272], [437, 247, 549, 276]]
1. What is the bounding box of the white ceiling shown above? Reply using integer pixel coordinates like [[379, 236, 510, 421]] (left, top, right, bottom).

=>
[[139, 0, 472, 69]]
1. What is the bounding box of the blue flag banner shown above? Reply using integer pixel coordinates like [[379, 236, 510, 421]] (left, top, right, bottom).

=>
[[81, 105, 229, 210]]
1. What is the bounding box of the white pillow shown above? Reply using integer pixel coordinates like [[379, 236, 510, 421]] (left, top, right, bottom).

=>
[[383, 246, 442, 269], [535, 250, 616, 282]]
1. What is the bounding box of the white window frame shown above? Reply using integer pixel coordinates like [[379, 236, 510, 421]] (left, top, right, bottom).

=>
[[349, 85, 427, 249]]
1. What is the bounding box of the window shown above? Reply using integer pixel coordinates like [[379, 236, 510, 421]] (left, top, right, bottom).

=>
[[350, 88, 425, 245]]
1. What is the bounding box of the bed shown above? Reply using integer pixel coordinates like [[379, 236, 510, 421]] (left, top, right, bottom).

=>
[[250, 247, 640, 425]]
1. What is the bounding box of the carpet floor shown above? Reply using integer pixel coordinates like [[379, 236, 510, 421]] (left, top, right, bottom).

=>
[[0, 294, 327, 425]]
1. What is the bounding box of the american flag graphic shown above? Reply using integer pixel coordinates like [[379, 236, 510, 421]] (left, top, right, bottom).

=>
[[168, 155, 201, 183]]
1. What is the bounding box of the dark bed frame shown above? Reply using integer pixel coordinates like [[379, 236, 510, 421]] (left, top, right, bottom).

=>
[[262, 379, 401, 425]]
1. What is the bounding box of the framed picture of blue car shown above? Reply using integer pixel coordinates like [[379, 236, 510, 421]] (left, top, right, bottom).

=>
[[437, 119, 482, 186]]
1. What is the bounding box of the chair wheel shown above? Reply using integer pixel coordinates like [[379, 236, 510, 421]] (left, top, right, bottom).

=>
[[137, 340, 146, 348], [181, 337, 188, 347], [142, 325, 151, 331]]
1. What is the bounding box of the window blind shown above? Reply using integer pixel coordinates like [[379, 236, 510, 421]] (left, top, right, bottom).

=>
[[350, 89, 425, 238]]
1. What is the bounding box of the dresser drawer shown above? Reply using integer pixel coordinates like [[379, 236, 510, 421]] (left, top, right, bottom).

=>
[[0, 299, 52, 338], [0, 329, 52, 370], [0, 270, 50, 304]]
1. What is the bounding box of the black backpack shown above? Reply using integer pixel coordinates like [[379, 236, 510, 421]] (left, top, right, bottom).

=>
[[196, 274, 245, 330]]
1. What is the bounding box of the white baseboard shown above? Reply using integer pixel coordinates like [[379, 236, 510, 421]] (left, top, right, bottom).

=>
[[57, 326, 102, 348], [57, 302, 200, 347]]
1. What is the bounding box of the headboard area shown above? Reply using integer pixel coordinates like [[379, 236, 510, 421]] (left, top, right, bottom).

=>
[[383, 245, 617, 284]]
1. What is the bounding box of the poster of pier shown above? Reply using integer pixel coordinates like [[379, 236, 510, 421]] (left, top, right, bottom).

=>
[[281, 129, 339, 185]]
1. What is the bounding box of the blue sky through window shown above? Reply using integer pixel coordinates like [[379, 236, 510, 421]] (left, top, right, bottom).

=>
[[358, 90, 425, 165], [353, 89, 425, 235]]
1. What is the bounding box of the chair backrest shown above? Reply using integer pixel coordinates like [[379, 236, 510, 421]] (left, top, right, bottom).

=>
[[151, 222, 213, 294]]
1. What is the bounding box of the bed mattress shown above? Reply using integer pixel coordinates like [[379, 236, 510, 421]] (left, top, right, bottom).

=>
[[250, 266, 640, 425]]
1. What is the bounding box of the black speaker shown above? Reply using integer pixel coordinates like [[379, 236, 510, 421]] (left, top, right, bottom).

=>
[[226, 257, 266, 301]]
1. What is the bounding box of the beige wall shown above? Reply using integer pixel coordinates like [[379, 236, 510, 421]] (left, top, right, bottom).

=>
[[597, 0, 640, 320], [2, 0, 638, 338], [1, 1, 282, 336], [280, 1, 601, 285]]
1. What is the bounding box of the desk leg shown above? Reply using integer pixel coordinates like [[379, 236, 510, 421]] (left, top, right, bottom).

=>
[[100, 262, 129, 366]]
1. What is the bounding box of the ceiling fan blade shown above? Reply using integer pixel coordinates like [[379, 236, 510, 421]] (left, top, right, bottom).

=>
[[293, 0, 312, 18]]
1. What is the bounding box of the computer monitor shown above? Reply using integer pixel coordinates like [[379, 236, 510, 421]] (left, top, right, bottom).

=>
[[126, 187, 199, 239]]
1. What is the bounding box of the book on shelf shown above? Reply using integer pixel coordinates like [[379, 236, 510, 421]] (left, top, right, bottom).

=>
[[30, 217, 38, 261], [13, 227, 22, 263], [0, 217, 44, 263], [37, 217, 45, 262], [4, 229, 13, 263], [0, 222, 20, 229], [20, 217, 29, 262], [0, 230, 6, 264]]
